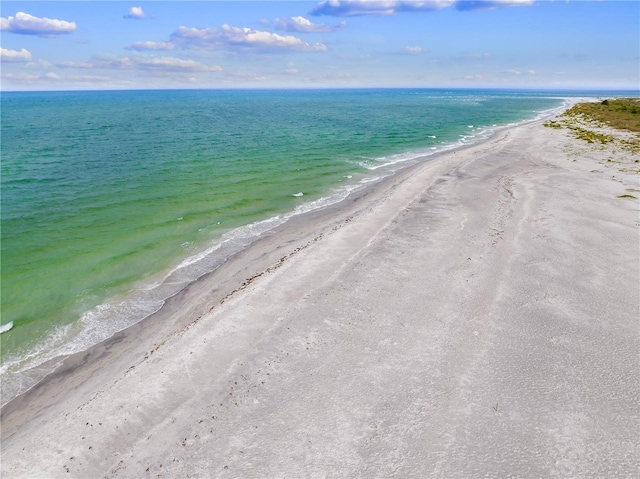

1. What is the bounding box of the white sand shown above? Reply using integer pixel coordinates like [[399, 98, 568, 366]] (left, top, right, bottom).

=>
[[2, 117, 639, 478]]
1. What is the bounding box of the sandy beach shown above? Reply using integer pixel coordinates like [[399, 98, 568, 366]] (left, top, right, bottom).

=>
[[2, 113, 638, 478]]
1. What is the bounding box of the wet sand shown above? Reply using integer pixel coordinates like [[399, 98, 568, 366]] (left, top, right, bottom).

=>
[[2, 115, 639, 478]]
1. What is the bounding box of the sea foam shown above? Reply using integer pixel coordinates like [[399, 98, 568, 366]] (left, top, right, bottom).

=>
[[0, 322, 14, 334], [1, 89, 582, 408]]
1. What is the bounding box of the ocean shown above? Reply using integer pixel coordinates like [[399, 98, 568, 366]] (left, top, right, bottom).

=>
[[0, 88, 621, 404]]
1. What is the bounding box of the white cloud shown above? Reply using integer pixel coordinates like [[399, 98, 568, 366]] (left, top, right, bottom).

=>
[[312, 1, 454, 16], [274, 16, 342, 33], [136, 57, 222, 72], [405, 46, 424, 55], [55, 55, 223, 75], [127, 41, 174, 51], [3, 71, 110, 84], [43, 72, 62, 81], [463, 52, 491, 60], [2, 72, 40, 82], [96, 57, 135, 69], [96, 56, 222, 73], [311, 0, 533, 16], [455, 0, 534, 11], [25, 59, 53, 69], [1, 47, 32, 62], [57, 61, 95, 69], [0, 11, 76, 36], [224, 71, 268, 82], [172, 24, 328, 52], [503, 69, 535, 75], [125, 7, 145, 20], [463, 74, 484, 80]]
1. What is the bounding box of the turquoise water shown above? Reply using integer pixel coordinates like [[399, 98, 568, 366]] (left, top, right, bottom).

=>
[[0, 88, 592, 402]]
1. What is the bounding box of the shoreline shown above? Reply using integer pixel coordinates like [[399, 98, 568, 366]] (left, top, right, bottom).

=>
[[2, 109, 638, 477], [1, 117, 484, 419], [0, 101, 570, 409]]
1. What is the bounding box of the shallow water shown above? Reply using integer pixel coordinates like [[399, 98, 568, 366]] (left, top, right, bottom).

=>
[[2, 88, 625, 404]]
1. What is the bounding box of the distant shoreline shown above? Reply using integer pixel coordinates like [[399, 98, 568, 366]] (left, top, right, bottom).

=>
[[2, 86, 639, 94]]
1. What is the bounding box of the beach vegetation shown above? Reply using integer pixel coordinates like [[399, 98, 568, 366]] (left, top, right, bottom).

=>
[[617, 194, 637, 199], [543, 120, 562, 129], [569, 126, 614, 145], [562, 98, 640, 133], [566, 126, 614, 145], [557, 98, 640, 153]]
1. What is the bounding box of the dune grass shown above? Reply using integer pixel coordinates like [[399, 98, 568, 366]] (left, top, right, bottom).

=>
[[563, 98, 640, 133], [544, 98, 640, 154]]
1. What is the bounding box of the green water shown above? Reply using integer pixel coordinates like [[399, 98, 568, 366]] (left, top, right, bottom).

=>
[[2, 88, 573, 402]]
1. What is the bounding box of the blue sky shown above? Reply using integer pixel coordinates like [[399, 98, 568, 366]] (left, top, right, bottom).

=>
[[1, 1, 638, 90]]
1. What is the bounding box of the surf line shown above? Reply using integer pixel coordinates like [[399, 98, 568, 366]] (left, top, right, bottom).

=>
[[0, 321, 14, 334]]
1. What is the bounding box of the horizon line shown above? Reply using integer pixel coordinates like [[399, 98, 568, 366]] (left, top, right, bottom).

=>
[[3, 86, 639, 94]]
